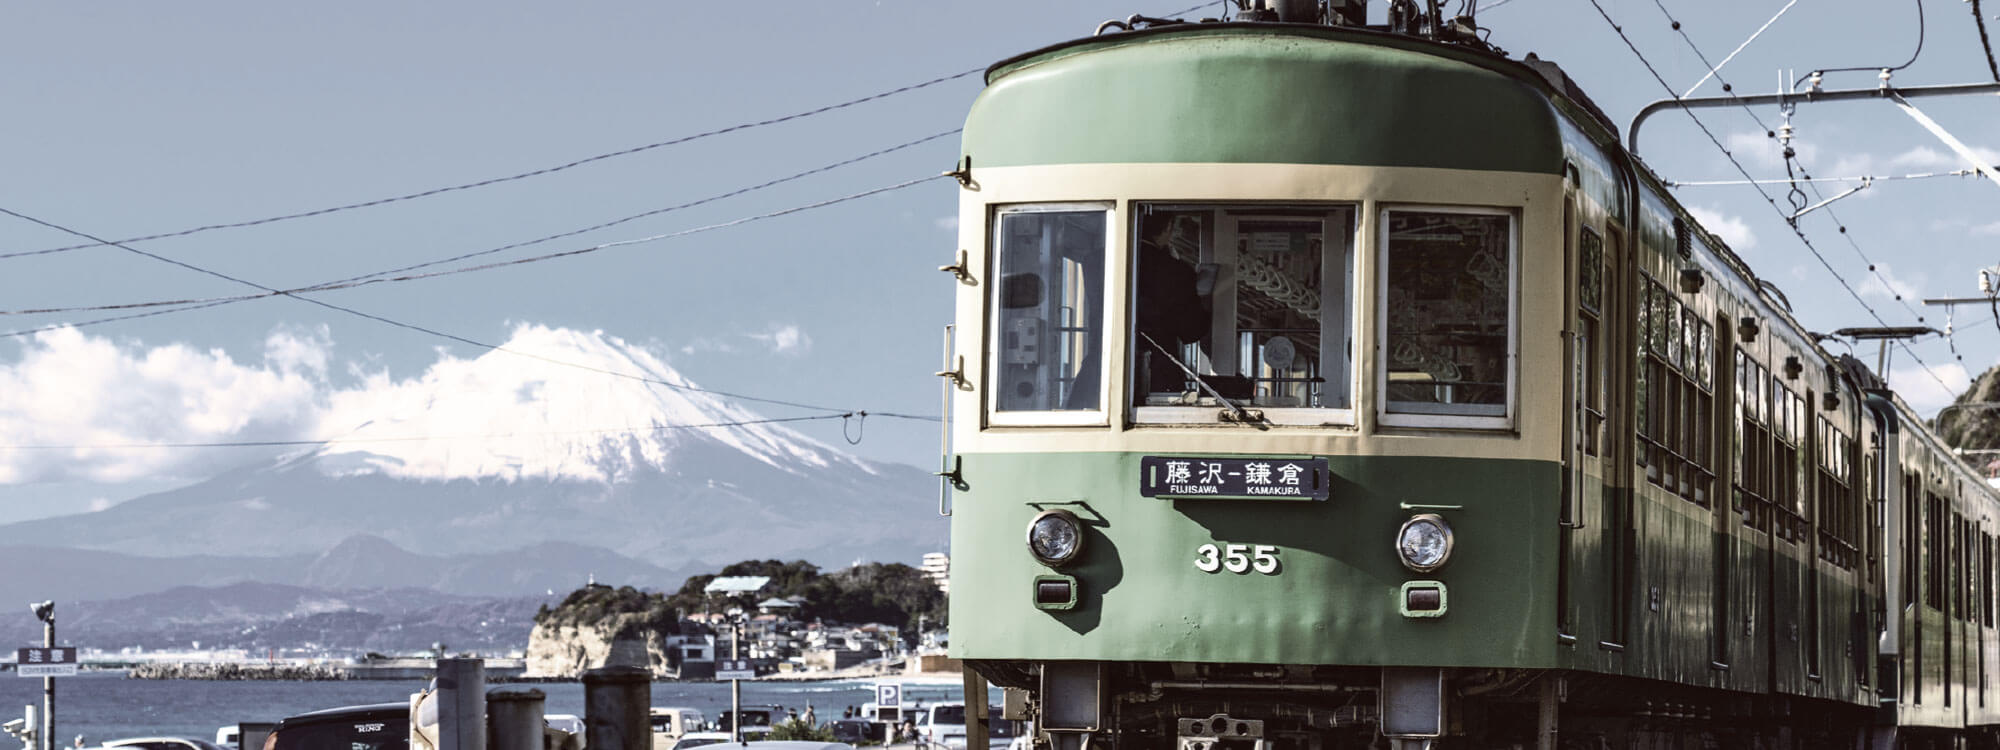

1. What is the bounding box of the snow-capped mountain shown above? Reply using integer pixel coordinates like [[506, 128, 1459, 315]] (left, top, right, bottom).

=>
[[0, 326, 944, 587]]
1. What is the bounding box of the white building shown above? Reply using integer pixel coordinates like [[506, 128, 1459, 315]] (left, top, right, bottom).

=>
[[921, 552, 950, 595]]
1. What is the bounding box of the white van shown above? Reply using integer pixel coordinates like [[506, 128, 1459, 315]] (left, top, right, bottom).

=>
[[919, 704, 1011, 750], [650, 707, 709, 749]]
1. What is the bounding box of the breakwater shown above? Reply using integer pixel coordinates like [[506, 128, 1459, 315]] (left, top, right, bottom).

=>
[[127, 662, 352, 681]]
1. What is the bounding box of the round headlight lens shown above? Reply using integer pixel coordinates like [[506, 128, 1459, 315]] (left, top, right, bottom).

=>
[[1396, 514, 1453, 573], [1026, 509, 1085, 566]]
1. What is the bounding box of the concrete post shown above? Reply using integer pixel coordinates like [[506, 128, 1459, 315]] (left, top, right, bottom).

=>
[[40, 614, 53, 750], [487, 686, 547, 750], [435, 658, 487, 750], [584, 665, 652, 750]]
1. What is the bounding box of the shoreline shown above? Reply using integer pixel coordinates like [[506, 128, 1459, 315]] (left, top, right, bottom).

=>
[[121, 662, 968, 684]]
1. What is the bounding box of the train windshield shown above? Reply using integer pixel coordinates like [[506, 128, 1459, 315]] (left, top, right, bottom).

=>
[[989, 205, 1109, 422], [1381, 209, 1514, 425], [1131, 204, 1355, 424]]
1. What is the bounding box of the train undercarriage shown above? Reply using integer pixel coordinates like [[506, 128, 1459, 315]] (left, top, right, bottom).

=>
[[969, 660, 1908, 750]]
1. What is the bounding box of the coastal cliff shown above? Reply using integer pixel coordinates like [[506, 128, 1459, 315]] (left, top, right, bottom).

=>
[[523, 584, 687, 678]]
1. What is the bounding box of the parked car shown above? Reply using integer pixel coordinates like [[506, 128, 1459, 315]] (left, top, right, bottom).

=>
[[103, 738, 230, 750], [916, 704, 1013, 750], [824, 720, 883, 745], [651, 707, 709, 749], [266, 702, 409, 750], [667, 728, 773, 750]]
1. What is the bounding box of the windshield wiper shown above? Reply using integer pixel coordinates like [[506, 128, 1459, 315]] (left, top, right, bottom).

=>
[[1138, 332, 1267, 429]]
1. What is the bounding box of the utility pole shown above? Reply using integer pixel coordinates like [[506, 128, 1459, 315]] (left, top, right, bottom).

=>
[[29, 602, 52, 750]]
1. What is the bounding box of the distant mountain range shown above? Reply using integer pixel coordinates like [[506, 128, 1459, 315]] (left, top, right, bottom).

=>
[[2, 580, 548, 653], [0, 327, 945, 648]]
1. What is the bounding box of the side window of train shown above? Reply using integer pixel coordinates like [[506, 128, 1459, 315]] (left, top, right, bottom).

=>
[[1577, 228, 1604, 455], [988, 204, 1110, 423], [1635, 278, 1715, 504], [1380, 207, 1515, 427], [1129, 203, 1357, 425]]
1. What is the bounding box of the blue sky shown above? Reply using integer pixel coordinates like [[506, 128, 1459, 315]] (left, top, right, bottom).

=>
[[0, 0, 1994, 522]]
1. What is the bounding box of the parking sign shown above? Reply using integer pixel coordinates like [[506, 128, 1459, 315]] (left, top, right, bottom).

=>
[[876, 683, 901, 708]]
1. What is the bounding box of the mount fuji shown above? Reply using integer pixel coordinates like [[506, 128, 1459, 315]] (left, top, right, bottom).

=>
[[0, 326, 944, 601]]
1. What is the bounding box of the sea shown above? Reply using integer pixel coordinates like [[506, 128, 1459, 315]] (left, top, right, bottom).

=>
[[0, 673, 969, 745]]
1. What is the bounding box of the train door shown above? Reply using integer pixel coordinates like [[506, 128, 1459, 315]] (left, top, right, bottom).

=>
[[1561, 198, 1608, 647], [1711, 311, 1734, 671], [1604, 224, 1634, 650]]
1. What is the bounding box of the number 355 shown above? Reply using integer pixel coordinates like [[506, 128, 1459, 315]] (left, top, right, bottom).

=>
[[1195, 543, 1280, 575]]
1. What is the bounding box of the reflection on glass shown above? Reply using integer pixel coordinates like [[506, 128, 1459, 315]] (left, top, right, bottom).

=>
[[992, 209, 1104, 412], [1384, 211, 1511, 417], [1131, 205, 1352, 413]]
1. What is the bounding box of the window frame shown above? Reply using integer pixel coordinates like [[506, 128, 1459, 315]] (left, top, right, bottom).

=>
[[985, 202, 1115, 427], [1375, 204, 1520, 430], [1128, 202, 1360, 427]]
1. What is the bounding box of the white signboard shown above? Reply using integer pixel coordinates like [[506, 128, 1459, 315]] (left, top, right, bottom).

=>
[[876, 682, 902, 708], [16, 647, 77, 678], [716, 658, 755, 680]]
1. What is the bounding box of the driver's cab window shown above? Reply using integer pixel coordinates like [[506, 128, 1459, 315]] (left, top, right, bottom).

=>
[[988, 204, 1109, 425], [1131, 203, 1355, 425]]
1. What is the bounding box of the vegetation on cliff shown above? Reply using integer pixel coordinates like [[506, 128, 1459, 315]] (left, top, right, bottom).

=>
[[539, 559, 944, 638], [666, 559, 944, 635]]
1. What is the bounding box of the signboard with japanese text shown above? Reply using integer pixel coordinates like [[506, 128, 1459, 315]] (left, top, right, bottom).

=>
[[16, 647, 78, 677], [716, 659, 755, 680], [1139, 456, 1331, 501]]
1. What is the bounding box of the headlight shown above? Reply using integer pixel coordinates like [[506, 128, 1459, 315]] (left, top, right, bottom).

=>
[[1026, 509, 1085, 566], [1396, 514, 1453, 573]]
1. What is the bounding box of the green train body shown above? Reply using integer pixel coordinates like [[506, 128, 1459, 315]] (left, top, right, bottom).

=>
[[942, 12, 1995, 750]]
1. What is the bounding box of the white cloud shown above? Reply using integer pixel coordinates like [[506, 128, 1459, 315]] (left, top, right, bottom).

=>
[[86, 497, 111, 512], [1890, 144, 2000, 172], [686, 324, 811, 357], [1686, 205, 1756, 250], [748, 323, 812, 356], [1974, 221, 2000, 237], [1894, 361, 1972, 416], [934, 215, 959, 232], [1856, 262, 1924, 304], [0, 327, 328, 484], [265, 324, 331, 377]]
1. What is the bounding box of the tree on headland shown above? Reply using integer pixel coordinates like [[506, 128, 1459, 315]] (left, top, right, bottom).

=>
[[647, 559, 943, 635]]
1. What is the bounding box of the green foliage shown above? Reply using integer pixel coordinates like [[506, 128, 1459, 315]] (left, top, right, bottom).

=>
[[549, 559, 945, 639], [770, 719, 835, 742], [537, 583, 679, 635]]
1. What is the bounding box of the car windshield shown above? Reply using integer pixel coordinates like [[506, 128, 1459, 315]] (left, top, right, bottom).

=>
[[934, 707, 966, 725], [672, 740, 727, 750]]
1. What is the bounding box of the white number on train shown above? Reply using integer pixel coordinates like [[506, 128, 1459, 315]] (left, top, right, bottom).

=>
[[1195, 543, 1280, 575]]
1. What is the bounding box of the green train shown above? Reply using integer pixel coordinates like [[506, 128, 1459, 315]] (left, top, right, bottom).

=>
[[939, 4, 1995, 749]]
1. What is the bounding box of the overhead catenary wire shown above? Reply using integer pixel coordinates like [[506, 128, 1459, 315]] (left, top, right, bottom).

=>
[[1643, 0, 1931, 327], [0, 172, 950, 321], [1790, 0, 1926, 89], [0, 204, 941, 423], [1590, 0, 1957, 396], [1667, 169, 1981, 187], [1976, 0, 2000, 82], [0, 129, 962, 318], [1, 0, 1218, 263], [0, 70, 983, 261]]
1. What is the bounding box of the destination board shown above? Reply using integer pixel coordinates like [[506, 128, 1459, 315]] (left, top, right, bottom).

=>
[[1139, 456, 1331, 501]]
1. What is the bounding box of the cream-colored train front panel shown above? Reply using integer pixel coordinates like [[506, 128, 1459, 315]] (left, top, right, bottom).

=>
[[948, 161, 1566, 464]]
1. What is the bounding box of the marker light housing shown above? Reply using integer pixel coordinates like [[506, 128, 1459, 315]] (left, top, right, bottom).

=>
[[1027, 509, 1086, 567], [1396, 514, 1454, 573]]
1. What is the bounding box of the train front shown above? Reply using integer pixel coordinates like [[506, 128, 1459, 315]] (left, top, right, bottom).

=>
[[944, 18, 1572, 750]]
